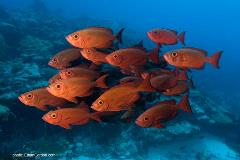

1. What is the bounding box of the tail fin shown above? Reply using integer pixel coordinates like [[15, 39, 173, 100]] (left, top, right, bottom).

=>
[[95, 74, 109, 88], [178, 94, 192, 113], [178, 31, 186, 46], [207, 51, 223, 68], [115, 28, 125, 44], [90, 112, 102, 122], [137, 74, 155, 92], [148, 47, 159, 64]]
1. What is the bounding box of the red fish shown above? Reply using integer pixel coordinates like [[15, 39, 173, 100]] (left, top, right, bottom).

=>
[[18, 87, 67, 111], [147, 29, 185, 47], [66, 27, 124, 49], [42, 102, 107, 129], [47, 75, 108, 103], [135, 95, 192, 128], [80, 48, 108, 65], [91, 75, 155, 112], [163, 47, 223, 69], [59, 67, 100, 81], [141, 68, 188, 80], [48, 48, 82, 69], [105, 47, 159, 73]]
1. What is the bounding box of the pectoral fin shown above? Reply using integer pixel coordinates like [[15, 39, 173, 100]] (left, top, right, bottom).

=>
[[36, 105, 48, 111], [66, 97, 78, 104], [152, 123, 165, 128], [59, 123, 71, 129]]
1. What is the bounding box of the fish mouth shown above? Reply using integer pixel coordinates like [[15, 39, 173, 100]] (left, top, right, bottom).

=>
[[65, 35, 71, 43], [163, 54, 168, 61], [18, 96, 24, 103], [135, 120, 145, 128], [91, 104, 101, 111], [105, 56, 112, 64], [147, 31, 151, 37], [48, 61, 53, 66]]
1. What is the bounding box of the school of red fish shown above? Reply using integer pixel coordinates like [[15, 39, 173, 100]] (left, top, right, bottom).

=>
[[19, 27, 223, 129]]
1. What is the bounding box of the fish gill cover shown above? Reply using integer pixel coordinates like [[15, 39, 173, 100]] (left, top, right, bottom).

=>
[[0, 0, 239, 160]]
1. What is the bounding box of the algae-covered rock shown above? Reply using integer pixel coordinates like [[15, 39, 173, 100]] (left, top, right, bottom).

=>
[[19, 35, 53, 56], [0, 104, 14, 122]]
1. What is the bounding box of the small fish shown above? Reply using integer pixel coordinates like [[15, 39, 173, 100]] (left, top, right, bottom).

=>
[[47, 75, 108, 103], [66, 27, 124, 49], [135, 95, 192, 128], [162, 81, 189, 96], [80, 48, 108, 65], [18, 87, 67, 111], [60, 67, 100, 81], [105, 47, 159, 73], [48, 48, 82, 69], [42, 102, 104, 129], [147, 29, 185, 48], [91, 75, 155, 112], [163, 47, 223, 69], [48, 73, 62, 84]]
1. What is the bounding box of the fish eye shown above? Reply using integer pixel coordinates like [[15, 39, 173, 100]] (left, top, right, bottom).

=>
[[50, 113, 57, 119], [53, 58, 57, 62], [171, 52, 178, 57], [87, 49, 91, 53], [56, 84, 61, 89], [144, 117, 149, 121], [73, 34, 79, 40], [67, 71, 71, 75], [113, 55, 118, 59], [27, 93, 33, 99], [98, 100, 104, 105], [153, 31, 158, 34]]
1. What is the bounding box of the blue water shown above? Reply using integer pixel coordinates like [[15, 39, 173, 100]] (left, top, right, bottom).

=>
[[0, 0, 239, 159]]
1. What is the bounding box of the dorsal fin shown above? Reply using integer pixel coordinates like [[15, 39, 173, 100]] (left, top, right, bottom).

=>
[[183, 47, 207, 56], [166, 29, 178, 35], [76, 101, 89, 112], [86, 26, 113, 34]]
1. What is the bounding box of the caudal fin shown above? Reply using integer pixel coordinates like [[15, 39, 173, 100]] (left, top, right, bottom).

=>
[[178, 31, 186, 46], [96, 74, 109, 88], [207, 51, 223, 68], [178, 94, 192, 113], [116, 28, 125, 44], [148, 47, 160, 64], [137, 74, 155, 92]]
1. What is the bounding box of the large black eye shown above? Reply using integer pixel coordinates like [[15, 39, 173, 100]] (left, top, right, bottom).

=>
[[67, 71, 71, 75], [144, 117, 149, 121], [98, 100, 104, 105], [53, 58, 57, 62], [51, 113, 57, 119], [87, 49, 91, 53], [171, 52, 178, 57], [113, 55, 118, 59], [153, 31, 158, 34], [56, 84, 61, 89], [73, 34, 79, 40], [27, 94, 33, 99]]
